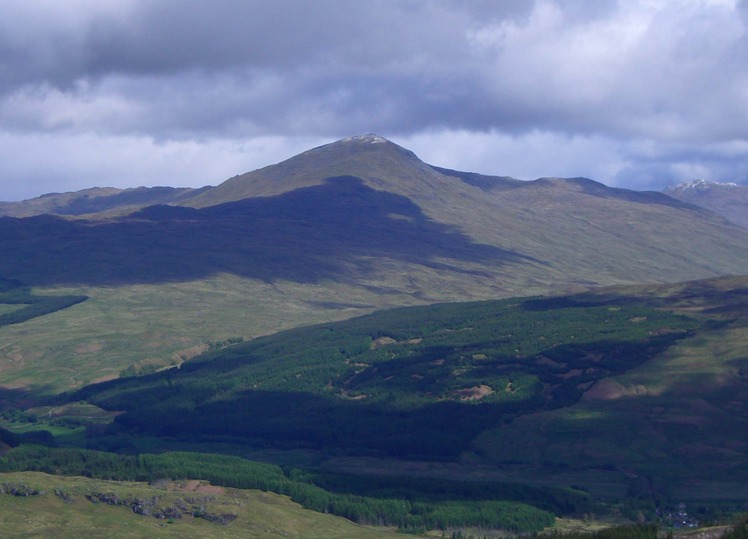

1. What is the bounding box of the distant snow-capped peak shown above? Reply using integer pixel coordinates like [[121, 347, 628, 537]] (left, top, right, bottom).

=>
[[671, 179, 739, 191]]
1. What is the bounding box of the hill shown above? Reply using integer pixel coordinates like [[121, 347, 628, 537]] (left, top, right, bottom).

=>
[[2, 135, 748, 290], [664, 180, 748, 229], [65, 275, 748, 501], [0, 471, 400, 538]]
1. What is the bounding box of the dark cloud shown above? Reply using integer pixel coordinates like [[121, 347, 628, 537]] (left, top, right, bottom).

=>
[[0, 0, 747, 201]]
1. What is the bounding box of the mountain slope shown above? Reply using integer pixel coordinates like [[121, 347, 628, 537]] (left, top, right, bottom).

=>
[[0, 185, 210, 218], [184, 135, 748, 287], [470, 275, 748, 498], [2, 135, 748, 291], [0, 177, 527, 288], [664, 179, 748, 229], [184, 134, 447, 206]]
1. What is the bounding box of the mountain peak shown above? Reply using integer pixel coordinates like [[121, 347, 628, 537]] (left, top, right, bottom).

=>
[[665, 179, 748, 229], [184, 133, 435, 207], [340, 133, 390, 144], [318, 133, 419, 160], [669, 179, 739, 192]]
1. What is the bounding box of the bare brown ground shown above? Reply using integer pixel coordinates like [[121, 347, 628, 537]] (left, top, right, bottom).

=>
[[454, 384, 494, 401], [174, 479, 226, 496]]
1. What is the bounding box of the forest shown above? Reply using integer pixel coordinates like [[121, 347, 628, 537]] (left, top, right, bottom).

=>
[[0, 277, 87, 327], [69, 295, 699, 460]]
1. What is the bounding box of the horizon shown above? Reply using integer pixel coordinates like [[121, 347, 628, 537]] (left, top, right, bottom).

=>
[[3, 133, 739, 204]]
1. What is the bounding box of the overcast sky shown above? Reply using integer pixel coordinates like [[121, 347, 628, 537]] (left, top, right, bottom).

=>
[[1, 0, 746, 201]]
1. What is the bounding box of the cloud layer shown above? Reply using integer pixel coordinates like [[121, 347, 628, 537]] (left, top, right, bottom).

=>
[[1, 0, 746, 200]]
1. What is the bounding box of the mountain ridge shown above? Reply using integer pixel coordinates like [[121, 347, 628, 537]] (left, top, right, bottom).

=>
[[0, 185, 211, 218], [1, 135, 748, 293], [0, 134, 704, 217]]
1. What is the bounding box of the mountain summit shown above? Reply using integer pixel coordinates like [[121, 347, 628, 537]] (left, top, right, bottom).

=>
[[665, 179, 748, 229], [339, 133, 400, 145], [183, 133, 445, 208]]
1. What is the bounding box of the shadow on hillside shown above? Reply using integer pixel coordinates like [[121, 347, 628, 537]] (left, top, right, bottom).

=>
[[0, 385, 53, 410], [89, 387, 510, 460], [70, 329, 689, 461], [0, 176, 533, 286]]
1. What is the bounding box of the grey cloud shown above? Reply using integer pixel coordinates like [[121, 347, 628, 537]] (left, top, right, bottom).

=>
[[614, 141, 748, 190], [1, 1, 480, 89], [1, 0, 748, 200]]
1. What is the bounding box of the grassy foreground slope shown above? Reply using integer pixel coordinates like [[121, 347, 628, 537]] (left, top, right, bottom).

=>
[[0, 471, 398, 539]]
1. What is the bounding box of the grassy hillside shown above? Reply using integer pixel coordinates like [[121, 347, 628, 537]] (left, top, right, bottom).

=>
[[5, 469, 708, 538], [2, 276, 748, 536], [0, 471, 400, 538], [472, 276, 748, 497], [0, 274, 450, 396], [70, 293, 695, 459], [0, 178, 530, 287]]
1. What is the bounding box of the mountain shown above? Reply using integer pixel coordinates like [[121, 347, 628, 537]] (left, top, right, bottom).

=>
[[184, 134, 445, 206], [132, 137, 748, 289], [2, 135, 748, 290], [3, 135, 748, 393], [664, 179, 748, 229]]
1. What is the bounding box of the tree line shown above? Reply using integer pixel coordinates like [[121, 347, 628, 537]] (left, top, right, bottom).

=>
[[0, 280, 87, 327], [0, 445, 559, 533]]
